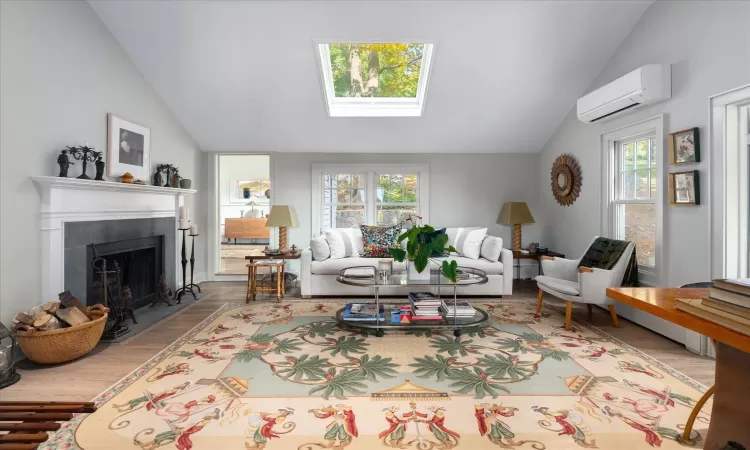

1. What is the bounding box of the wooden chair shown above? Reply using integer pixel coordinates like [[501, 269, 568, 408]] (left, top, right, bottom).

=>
[[535, 237, 635, 330], [0, 401, 96, 449]]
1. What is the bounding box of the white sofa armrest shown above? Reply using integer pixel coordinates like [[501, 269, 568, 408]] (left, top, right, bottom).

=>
[[301, 248, 313, 298], [540, 257, 580, 282], [578, 268, 617, 305], [500, 248, 513, 295]]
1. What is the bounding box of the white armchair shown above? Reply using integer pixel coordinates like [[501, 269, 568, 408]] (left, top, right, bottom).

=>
[[535, 236, 635, 330]]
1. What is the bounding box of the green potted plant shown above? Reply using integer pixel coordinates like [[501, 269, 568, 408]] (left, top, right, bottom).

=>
[[388, 216, 460, 282]]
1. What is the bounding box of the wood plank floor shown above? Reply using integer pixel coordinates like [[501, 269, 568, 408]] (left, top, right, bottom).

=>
[[0, 281, 715, 402]]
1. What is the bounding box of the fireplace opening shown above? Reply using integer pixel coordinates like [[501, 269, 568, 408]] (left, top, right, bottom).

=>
[[86, 236, 165, 310]]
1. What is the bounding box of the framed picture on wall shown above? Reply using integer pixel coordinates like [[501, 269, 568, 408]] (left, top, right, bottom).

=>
[[669, 127, 700, 165], [231, 180, 270, 203], [107, 114, 151, 180], [669, 170, 700, 205]]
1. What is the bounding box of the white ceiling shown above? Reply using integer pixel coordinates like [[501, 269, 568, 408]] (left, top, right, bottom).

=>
[[89, 1, 652, 153]]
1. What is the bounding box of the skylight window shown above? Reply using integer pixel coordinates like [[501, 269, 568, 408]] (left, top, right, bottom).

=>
[[316, 43, 434, 117]]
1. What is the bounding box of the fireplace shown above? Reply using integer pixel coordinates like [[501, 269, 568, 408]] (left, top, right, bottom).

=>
[[87, 236, 164, 309], [64, 218, 176, 306]]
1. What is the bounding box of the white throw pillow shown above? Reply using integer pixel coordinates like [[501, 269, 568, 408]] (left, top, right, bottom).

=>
[[454, 227, 487, 260], [310, 236, 330, 261], [325, 229, 360, 259], [480, 235, 503, 261]]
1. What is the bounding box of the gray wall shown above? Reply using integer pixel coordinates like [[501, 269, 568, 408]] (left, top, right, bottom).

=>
[[274, 152, 543, 253], [0, 1, 206, 325], [539, 0, 750, 287]]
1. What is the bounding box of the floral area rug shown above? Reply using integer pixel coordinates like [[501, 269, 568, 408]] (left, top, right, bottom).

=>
[[46, 300, 711, 449]]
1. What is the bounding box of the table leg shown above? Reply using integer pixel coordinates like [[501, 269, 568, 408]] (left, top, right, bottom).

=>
[[703, 342, 750, 449], [246, 266, 252, 303], [276, 266, 281, 302], [281, 264, 286, 298], [251, 266, 257, 301]]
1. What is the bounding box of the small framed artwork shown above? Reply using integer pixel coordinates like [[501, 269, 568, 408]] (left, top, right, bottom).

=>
[[107, 114, 151, 180], [669, 170, 700, 205], [669, 127, 700, 165]]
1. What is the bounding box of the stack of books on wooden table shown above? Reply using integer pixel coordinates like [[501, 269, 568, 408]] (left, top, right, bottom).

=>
[[675, 279, 750, 336]]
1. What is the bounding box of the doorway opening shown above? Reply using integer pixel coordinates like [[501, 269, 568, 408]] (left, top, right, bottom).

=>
[[217, 154, 271, 275]]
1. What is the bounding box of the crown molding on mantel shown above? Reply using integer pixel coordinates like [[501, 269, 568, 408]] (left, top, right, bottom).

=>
[[31, 176, 197, 195]]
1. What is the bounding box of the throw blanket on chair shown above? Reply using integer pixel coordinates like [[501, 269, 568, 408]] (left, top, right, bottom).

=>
[[578, 237, 638, 287]]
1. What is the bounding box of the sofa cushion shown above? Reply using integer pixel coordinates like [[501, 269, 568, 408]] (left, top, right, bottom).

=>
[[311, 258, 407, 275], [454, 228, 487, 259], [360, 225, 401, 258], [433, 256, 504, 275], [325, 229, 361, 259], [310, 236, 330, 261], [536, 275, 580, 296], [480, 236, 503, 261]]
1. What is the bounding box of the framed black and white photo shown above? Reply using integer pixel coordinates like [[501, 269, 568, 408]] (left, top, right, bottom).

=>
[[669, 170, 700, 205], [107, 114, 151, 180], [669, 127, 700, 165]]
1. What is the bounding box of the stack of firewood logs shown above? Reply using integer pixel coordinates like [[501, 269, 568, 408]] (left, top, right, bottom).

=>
[[11, 291, 109, 333]]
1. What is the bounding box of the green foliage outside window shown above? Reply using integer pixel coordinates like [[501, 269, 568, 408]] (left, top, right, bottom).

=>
[[329, 44, 424, 98]]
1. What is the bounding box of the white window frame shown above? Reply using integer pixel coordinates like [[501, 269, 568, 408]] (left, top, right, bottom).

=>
[[314, 42, 435, 118], [312, 164, 429, 235], [601, 115, 664, 286], [709, 83, 750, 280]]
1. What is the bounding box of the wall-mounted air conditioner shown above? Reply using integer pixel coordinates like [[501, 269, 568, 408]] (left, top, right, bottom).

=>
[[577, 64, 671, 123]]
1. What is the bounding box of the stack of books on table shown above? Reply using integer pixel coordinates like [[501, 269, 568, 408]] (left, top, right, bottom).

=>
[[409, 292, 443, 321], [675, 279, 750, 336], [343, 302, 385, 321], [441, 299, 477, 318]]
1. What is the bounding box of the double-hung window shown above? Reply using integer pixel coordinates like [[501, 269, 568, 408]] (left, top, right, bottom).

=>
[[313, 165, 428, 233], [612, 133, 657, 272]]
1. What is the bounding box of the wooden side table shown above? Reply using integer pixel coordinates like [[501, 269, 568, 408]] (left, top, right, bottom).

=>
[[246, 261, 286, 303], [512, 250, 565, 279]]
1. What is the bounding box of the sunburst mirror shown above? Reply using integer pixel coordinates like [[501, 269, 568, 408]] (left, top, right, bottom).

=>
[[551, 154, 582, 206]]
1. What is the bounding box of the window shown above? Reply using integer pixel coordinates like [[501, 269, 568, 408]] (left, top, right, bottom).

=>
[[613, 135, 657, 268], [322, 173, 366, 229], [377, 174, 419, 225], [316, 43, 435, 117], [313, 165, 428, 233], [602, 116, 663, 285]]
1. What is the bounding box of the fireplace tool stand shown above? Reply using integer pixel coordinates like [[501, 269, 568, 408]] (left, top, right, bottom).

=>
[[92, 249, 130, 340], [174, 228, 197, 303]]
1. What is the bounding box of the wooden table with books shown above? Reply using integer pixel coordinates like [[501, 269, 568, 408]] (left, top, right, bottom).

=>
[[335, 266, 489, 337], [607, 284, 750, 450]]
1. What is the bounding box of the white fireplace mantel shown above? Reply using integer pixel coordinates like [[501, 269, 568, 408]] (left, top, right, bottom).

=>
[[32, 176, 197, 301]]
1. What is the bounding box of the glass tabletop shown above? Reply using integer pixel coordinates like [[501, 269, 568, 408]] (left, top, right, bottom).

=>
[[336, 266, 488, 287], [335, 303, 489, 329]]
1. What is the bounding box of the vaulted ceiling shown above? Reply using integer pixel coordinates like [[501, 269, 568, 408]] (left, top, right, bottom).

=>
[[90, 1, 652, 153]]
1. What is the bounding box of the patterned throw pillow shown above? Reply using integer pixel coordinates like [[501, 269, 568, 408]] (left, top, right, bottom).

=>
[[360, 225, 401, 258]]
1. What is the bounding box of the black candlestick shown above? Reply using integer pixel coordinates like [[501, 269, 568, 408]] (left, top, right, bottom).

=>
[[187, 234, 201, 293], [174, 228, 197, 303]]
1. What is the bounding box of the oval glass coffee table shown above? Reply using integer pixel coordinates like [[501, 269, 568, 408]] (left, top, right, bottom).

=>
[[335, 266, 489, 337]]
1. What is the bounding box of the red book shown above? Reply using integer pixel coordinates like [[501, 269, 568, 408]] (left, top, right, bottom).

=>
[[410, 314, 443, 321]]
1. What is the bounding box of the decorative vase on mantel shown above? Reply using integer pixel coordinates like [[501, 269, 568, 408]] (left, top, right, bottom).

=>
[[407, 259, 431, 280]]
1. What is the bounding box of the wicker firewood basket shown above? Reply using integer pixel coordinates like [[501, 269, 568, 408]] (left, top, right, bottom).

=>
[[15, 314, 108, 364]]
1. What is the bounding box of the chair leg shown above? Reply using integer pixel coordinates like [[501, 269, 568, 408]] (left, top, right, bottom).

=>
[[608, 305, 619, 327], [536, 289, 544, 315], [565, 301, 573, 331], [587, 304, 593, 321]]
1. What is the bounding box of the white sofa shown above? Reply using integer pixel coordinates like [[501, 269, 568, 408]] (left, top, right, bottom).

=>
[[301, 227, 513, 297]]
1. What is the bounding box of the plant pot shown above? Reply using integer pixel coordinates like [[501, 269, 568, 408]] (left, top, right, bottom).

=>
[[180, 178, 192, 189], [407, 260, 431, 280]]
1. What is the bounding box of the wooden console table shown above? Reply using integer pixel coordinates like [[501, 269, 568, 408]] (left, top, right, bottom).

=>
[[225, 218, 269, 244], [607, 287, 750, 450]]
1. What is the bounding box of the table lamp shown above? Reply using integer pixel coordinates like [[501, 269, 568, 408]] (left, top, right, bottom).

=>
[[265, 205, 298, 252], [497, 202, 535, 251]]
